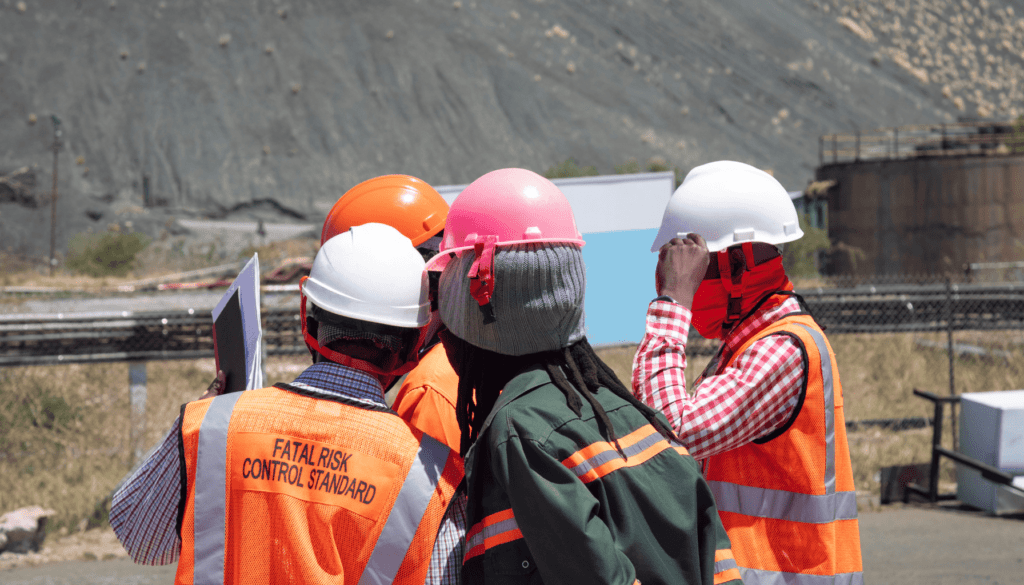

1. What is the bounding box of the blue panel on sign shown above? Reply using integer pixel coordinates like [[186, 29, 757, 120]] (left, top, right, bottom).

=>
[[580, 228, 659, 345]]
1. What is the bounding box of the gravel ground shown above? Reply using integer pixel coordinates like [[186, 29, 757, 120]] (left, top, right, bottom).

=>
[[2, 504, 1022, 584]]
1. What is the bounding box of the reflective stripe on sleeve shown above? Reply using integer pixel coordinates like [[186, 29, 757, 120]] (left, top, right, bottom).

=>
[[358, 433, 450, 585], [464, 509, 524, 563], [795, 323, 836, 494], [193, 391, 244, 585], [561, 425, 686, 483], [709, 481, 858, 524], [714, 549, 742, 584], [739, 568, 864, 585]]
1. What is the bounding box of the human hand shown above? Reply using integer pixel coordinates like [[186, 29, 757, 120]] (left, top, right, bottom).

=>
[[198, 370, 227, 400], [655, 233, 710, 309]]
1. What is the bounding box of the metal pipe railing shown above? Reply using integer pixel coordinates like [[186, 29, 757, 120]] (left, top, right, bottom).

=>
[[820, 120, 1022, 164], [905, 389, 1024, 503]]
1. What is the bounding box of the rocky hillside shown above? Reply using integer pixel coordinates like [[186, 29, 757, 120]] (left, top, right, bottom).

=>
[[0, 0, 1018, 259], [832, 0, 1024, 118]]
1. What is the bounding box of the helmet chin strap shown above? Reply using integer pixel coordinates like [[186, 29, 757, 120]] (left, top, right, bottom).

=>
[[467, 236, 498, 323], [299, 276, 426, 382], [717, 242, 756, 332]]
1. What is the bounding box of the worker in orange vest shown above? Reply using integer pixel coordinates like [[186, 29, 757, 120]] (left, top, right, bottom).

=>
[[320, 175, 461, 451], [112, 223, 463, 584], [633, 161, 864, 583]]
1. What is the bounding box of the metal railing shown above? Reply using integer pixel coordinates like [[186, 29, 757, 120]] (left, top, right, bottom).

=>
[[3, 279, 1022, 456], [4, 281, 1023, 366], [0, 308, 306, 366], [819, 121, 1024, 165], [905, 389, 1024, 504]]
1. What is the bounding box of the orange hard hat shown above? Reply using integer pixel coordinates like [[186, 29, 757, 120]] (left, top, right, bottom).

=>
[[321, 175, 449, 246]]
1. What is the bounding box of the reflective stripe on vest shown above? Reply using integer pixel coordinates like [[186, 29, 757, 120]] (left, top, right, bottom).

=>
[[739, 568, 865, 585], [190, 393, 450, 585], [708, 315, 862, 581], [193, 391, 243, 585], [707, 481, 858, 524], [357, 433, 450, 585], [709, 322, 839, 523], [798, 322, 837, 495]]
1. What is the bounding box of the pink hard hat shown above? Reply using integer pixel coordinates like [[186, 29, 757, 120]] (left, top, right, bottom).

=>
[[425, 168, 585, 317], [424, 168, 584, 273]]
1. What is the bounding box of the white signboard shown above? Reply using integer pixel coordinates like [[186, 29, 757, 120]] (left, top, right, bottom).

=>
[[436, 172, 676, 344], [435, 171, 675, 234]]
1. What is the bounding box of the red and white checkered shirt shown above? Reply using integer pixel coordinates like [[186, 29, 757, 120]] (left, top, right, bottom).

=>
[[631, 296, 806, 461]]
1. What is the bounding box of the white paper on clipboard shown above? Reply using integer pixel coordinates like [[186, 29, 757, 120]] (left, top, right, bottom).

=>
[[212, 254, 263, 392]]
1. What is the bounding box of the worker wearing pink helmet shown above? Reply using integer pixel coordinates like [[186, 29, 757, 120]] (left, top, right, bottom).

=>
[[430, 167, 741, 585]]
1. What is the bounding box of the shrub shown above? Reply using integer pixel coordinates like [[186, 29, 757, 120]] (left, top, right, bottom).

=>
[[0, 365, 125, 533], [545, 157, 685, 186], [66, 231, 151, 277], [543, 158, 598, 179], [0, 379, 78, 465], [614, 159, 642, 174], [1008, 115, 1024, 154], [783, 213, 831, 278], [615, 157, 686, 187]]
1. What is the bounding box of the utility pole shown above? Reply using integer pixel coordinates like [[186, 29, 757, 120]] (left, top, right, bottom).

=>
[[49, 115, 62, 276]]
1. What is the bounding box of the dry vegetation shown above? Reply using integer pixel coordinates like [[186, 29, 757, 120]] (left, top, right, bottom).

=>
[[596, 329, 1024, 499], [0, 327, 1020, 548], [0, 356, 310, 535], [812, 0, 1024, 117], [0, 236, 318, 297]]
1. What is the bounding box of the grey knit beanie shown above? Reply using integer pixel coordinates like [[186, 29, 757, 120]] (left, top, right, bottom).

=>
[[438, 243, 586, 356]]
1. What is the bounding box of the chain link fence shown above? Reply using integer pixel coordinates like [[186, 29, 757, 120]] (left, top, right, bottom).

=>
[[3, 274, 1023, 399], [0, 307, 307, 367], [673, 272, 1024, 501], [682, 274, 1024, 372], [2, 274, 1023, 509], [806, 273, 1023, 502]]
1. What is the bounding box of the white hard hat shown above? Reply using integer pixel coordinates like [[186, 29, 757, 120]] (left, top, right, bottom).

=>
[[651, 160, 804, 253], [303, 223, 429, 328]]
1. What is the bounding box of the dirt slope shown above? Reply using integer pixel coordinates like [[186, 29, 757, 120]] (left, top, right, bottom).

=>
[[0, 0, 1013, 258]]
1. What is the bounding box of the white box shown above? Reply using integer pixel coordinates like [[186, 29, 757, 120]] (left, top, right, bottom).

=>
[[956, 390, 1024, 514]]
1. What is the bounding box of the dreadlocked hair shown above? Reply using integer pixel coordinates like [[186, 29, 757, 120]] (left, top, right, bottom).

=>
[[449, 333, 678, 458]]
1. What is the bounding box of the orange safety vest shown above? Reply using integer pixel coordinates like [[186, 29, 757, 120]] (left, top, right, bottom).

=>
[[175, 383, 462, 585], [391, 343, 462, 453], [704, 313, 864, 584]]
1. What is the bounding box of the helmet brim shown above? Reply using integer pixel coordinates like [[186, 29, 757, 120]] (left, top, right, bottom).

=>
[[650, 226, 804, 253], [426, 238, 585, 272]]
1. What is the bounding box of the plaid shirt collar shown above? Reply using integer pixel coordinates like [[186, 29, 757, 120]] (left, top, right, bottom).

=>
[[290, 361, 387, 406], [719, 295, 803, 362]]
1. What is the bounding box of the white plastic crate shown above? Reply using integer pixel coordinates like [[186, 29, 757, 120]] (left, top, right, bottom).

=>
[[956, 390, 1024, 514]]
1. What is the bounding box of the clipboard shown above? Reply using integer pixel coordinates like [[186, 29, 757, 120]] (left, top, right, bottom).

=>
[[211, 254, 263, 392]]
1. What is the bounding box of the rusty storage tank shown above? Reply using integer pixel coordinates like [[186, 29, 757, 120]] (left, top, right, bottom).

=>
[[816, 122, 1024, 277]]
